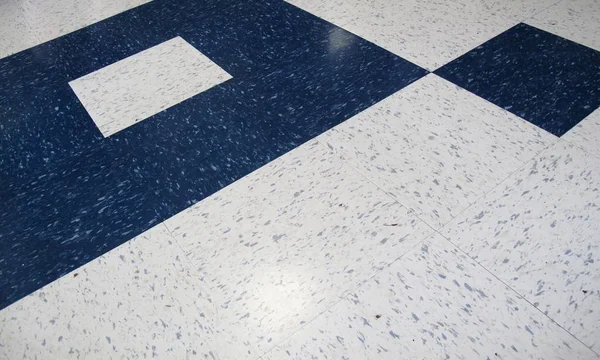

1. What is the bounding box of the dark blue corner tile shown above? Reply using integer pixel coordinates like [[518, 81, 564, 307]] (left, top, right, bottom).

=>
[[435, 23, 600, 137]]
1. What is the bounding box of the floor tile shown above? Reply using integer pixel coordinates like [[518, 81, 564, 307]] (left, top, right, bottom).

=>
[[286, 0, 557, 71], [264, 234, 596, 360], [2, 0, 599, 358], [0, 0, 425, 184], [69, 36, 231, 137], [527, 0, 600, 52], [17, 0, 150, 51], [321, 74, 556, 229], [284, 0, 375, 30], [436, 23, 600, 137], [0, 224, 253, 360], [562, 109, 600, 158], [443, 140, 600, 351], [0, 0, 426, 310], [0, 1, 40, 59], [165, 140, 433, 354]]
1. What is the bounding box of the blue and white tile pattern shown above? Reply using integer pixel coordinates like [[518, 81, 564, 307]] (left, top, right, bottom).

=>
[[1, 0, 600, 358]]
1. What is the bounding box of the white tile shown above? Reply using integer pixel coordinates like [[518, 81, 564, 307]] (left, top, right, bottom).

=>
[[0, 1, 40, 59], [69, 36, 231, 137], [527, 0, 600, 51], [321, 74, 556, 229], [286, 0, 558, 70], [284, 0, 373, 29], [443, 140, 600, 351], [165, 140, 434, 354], [0, 225, 254, 360], [339, 0, 510, 71], [562, 109, 600, 159], [264, 234, 596, 360], [16, 0, 151, 47]]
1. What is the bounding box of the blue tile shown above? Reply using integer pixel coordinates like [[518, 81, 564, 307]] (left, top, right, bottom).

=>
[[435, 23, 600, 137], [0, 0, 427, 308]]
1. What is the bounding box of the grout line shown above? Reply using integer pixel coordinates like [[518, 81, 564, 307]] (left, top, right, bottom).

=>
[[309, 112, 600, 353], [158, 220, 252, 358], [255, 137, 439, 357], [147, 134, 437, 359], [164, 102, 590, 358], [559, 132, 600, 163], [160, 221, 183, 257], [521, 0, 564, 23], [315, 137, 437, 231], [314, 111, 559, 234], [423, 135, 600, 356], [159, 219, 206, 289], [257, 286, 346, 358], [254, 139, 438, 357], [435, 230, 600, 358], [318, 132, 598, 356], [259, 233, 433, 359], [417, 111, 561, 231]]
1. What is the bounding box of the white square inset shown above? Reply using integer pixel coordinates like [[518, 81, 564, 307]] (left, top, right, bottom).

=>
[[69, 36, 231, 137]]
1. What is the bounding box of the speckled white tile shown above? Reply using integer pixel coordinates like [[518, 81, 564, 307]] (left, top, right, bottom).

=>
[[165, 140, 434, 355], [562, 109, 600, 159], [287, 0, 558, 70], [443, 140, 600, 351], [341, 0, 512, 71], [69, 36, 231, 137], [0, 1, 40, 59], [284, 0, 373, 29], [16, 0, 151, 48], [321, 74, 556, 229], [527, 0, 600, 52], [0, 224, 253, 360], [264, 234, 596, 360]]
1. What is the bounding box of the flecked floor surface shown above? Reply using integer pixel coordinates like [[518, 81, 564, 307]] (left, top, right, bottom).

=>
[[0, 0, 599, 358]]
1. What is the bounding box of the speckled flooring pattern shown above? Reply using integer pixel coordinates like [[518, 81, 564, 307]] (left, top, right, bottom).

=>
[[0, 0, 599, 359]]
